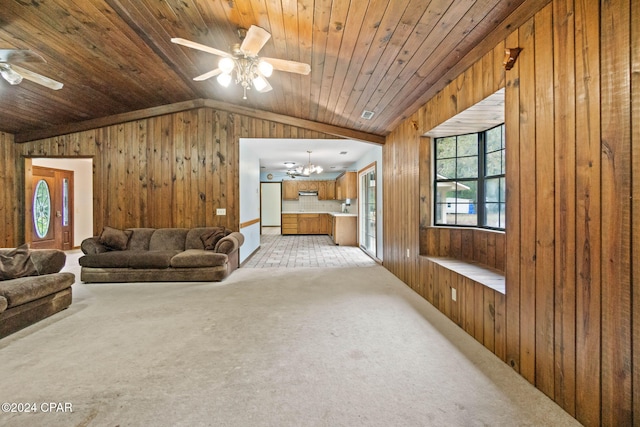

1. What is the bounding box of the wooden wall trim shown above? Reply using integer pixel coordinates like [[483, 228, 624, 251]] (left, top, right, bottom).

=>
[[202, 99, 385, 145], [14, 98, 386, 145], [240, 218, 260, 229]]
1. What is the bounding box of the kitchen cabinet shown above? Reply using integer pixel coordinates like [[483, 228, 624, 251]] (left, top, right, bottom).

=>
[[318, 181, 336, 200], [297, 181, 319, 191], [282, 180, 298, 200], [282, 213, 327, 235], [335, 172, 357, 200], [282, 214, 298, 234], [332, 215, 357, 246], [298, 214, 322, 234]]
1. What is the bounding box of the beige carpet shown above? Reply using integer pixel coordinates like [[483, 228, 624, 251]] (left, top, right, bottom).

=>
[[0, 261, 580, 427]]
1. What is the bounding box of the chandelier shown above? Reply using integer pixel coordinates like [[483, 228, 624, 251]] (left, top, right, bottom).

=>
[[287, 151, 323, 177], [215, 43, 274, 100]]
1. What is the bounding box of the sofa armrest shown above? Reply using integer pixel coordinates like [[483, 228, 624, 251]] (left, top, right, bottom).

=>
[[81, 237, 109, 255], [214, 232, 244, 255]]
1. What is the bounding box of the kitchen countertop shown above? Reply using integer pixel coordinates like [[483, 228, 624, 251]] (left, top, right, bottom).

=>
[[282, 211, 357, 217]]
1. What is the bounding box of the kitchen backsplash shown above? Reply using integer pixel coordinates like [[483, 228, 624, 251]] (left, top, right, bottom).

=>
[[283, 196, 357, 213]]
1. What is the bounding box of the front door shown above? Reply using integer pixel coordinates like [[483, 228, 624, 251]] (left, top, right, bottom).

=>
[[29, 166, 74, 250]]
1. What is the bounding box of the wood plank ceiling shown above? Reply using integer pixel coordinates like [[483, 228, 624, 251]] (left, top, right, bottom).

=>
[[0, 0, 526, 140]]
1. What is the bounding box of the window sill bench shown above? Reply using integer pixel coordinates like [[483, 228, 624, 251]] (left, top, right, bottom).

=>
[[425, 256, 505, 294]]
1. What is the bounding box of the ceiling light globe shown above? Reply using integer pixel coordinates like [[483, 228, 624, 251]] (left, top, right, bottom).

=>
[[253, 75, 268, 92], [315, 166, 323, 174], [258, 60, 273, 77], [219, 57, 235, 74], [217, 72, 232, 87]]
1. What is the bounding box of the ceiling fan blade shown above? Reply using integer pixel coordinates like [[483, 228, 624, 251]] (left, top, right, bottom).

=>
[[11, 64, 63, 90], [0, 49, 45, 64], [193, 68, 223, 81], [261, 57, 311, 75], [240, 25, 271, 56], [171, 38, 232, 58]]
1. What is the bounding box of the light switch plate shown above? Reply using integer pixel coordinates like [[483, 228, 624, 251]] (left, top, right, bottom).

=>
[[216, 208, 226, 215]]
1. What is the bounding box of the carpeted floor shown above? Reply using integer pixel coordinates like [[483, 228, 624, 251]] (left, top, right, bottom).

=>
[[0, 255, 581, 427]]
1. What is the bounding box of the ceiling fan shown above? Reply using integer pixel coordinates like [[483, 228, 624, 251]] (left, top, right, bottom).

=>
[[0, 49, 63, 90], [172, 25, 310, 99]]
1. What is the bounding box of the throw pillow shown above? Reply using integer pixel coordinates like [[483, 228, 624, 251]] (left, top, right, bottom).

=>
[[0, 243, 39, 280], [200, 227, 229, 250], [99, 226, 133, 251]]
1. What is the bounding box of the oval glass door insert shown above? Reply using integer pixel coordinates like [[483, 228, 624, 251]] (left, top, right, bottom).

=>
[[33, 179, 51, 238]]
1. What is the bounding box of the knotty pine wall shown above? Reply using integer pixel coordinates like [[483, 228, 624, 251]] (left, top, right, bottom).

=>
[[383, 0, 637, 425], [2, 107, 335, 244]]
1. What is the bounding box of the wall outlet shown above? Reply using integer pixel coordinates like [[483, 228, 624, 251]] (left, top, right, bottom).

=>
[[216, 208, 226, 215], [451, 288, 457, 302], [406, 248, 410, 258]]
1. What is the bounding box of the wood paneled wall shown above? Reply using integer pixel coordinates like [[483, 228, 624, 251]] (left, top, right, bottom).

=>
[[4, 107, 336, 241], [383, 0, 637, 425], [0, 132, 19, 247]]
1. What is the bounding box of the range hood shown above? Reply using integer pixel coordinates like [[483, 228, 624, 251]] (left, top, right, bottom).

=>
[[298, 190, 318, 196]]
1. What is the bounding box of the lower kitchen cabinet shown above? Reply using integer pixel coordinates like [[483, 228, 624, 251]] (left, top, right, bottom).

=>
[[332, 215, 357, 246], [281, 213, 356, 246]]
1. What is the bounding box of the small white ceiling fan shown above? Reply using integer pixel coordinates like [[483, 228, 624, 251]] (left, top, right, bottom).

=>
[[172, 25, 310, 99], [0, 49, 63, 90]]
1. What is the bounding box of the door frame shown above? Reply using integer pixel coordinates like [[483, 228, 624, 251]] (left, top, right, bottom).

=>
[[358, 161, 380, 261]]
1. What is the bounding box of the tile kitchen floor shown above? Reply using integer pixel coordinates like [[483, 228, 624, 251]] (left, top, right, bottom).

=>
[[242, 232, 377, 268]]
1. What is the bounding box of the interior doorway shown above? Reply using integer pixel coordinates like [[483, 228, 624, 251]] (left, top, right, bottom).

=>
[[260, 182, 282, 234], [28, 165, 74, 250]]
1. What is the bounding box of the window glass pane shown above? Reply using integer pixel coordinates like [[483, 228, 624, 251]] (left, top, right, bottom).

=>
[[437, 158, 456, 178], [452, 203, 477, 226], [484, 202, 501, 228], [486, 126, 503, 152], [499, 177, 506, 202], [456, 180, 477, 203], [456, 156, 478, 178], [485, 178, 500, 203], [63, 178, 69, 226], [485, 151, 503, 176], [436, 137, 456, 159], [500, 202, 506, 229], [457, 134, 478, 156]]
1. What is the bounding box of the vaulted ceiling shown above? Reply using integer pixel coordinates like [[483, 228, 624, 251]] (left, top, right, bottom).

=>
[[0, 0, 530, 142]]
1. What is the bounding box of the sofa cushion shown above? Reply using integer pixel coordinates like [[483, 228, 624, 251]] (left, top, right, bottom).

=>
[[148, 229, 189, 251], [170, 250, 228, 268], [0, 244, 38, 280], [127, 228, 156, 251], [199, 227, 230, 250], [128, 251, 179, 269], [80, 251, 136, 268], [0, 295, 7, 313], [0, 272, 74, 308], [99, 226, 133, 251], [30, 249, 66, 275]]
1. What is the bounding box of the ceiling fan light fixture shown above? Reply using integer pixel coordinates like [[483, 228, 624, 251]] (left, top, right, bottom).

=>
[[292, 151, 323, 176], [0, 65, 22, 85], [217, 72, 232, 87], [258, 60, 273, 77], [219, 57, 235, 74]]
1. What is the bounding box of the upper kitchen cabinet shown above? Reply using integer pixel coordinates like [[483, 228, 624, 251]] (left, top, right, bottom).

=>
[[318, 181, 336, 200], [335, 172, 357, 200], [282, 180, 298, 200]]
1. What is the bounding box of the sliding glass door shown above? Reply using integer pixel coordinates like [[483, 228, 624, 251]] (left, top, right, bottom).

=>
[[359, 164, 376, 258]]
